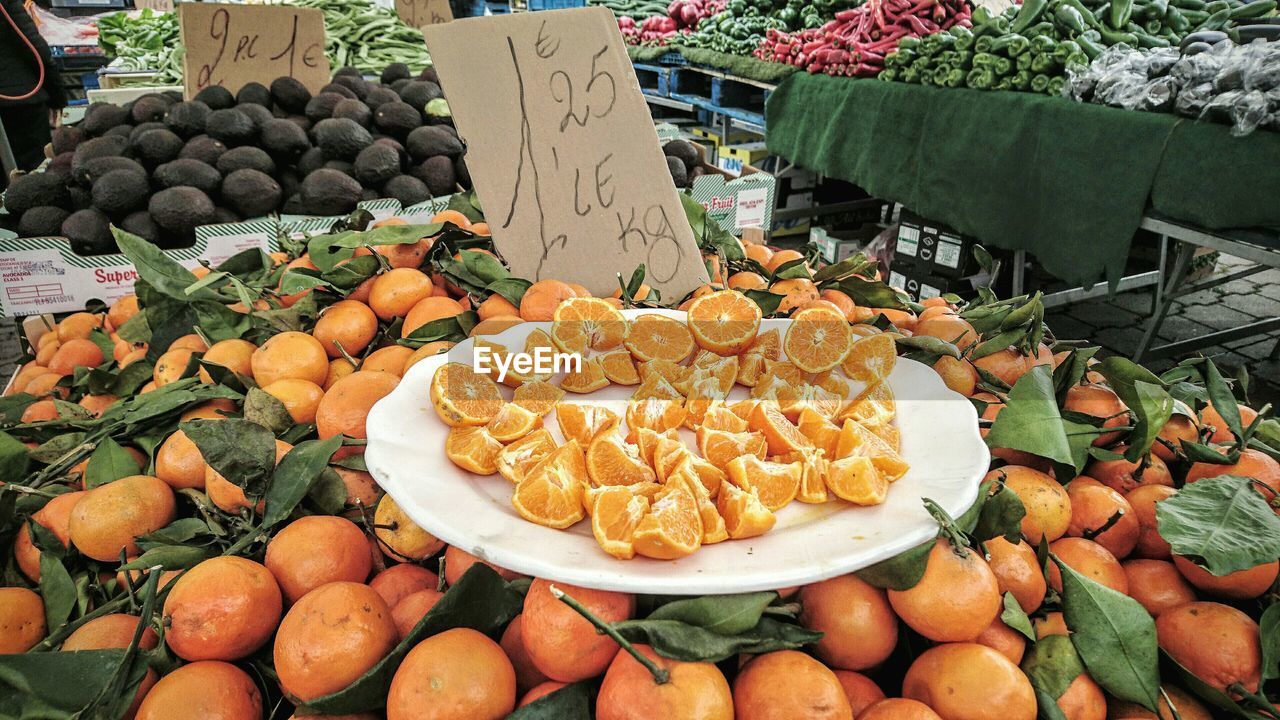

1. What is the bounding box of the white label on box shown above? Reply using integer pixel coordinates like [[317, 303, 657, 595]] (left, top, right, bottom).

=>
[[888, 271, 907, 290], [735, 187, 769, 230], [898, 225, 919, 258], [919, 282, 943, 300], [717, 156, 744, 177], [0, 226, 273, 317], [936, 235, 963, 269]]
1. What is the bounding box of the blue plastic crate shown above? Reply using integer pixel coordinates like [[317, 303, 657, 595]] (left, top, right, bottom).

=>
[[708, 76, 768, 127], [81, 73, 100, 91], [632, 63, 670, 97], [528, 0, 586, 9]]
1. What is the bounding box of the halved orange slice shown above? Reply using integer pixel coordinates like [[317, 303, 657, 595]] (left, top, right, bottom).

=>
[[700, 406, 748, 433], [513, 381, 565, 417], [559, 356, 609, 394], [689, 354, 738, 395], [600, 348, 641, 385], [587, 433, 657, 487], [686, 289, 762, 355], [653, 435, 692, 482], [749, 402, 814, 456], [841, 332, 897, 384], [782, 449, 829, 503], [634, 427, 679, 468], [696, 427, 767, 468], [589, 485, 650, 560], [625, 314, 694, 364], [834, 419, 909, 481], [716, 481, 776, 540], [638, 359, 692, 395], [667, 462, 728, 544], [837, 381, 896, 427], [726, 455, 802, 511], [632, 372, 684, 402], [497, 428, 557, 483], [430, 362, 503, 426], [625, 398, 687, 442], [737, 329, 781, 387], [555, 403, 619, 445], [487, 402, 542, 443], [826, 456, 888, 505], [551, 296, 628, 353], [796, 407, 842, 456], [512, 441, 588, 529], [632, 486, 702, 560], [784, 305, 854, 373], [445, 425, 503, 475]]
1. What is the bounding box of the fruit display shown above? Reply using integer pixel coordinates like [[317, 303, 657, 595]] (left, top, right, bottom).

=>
[[1, 67, 466, 249], [2, 184, 1278, 720], [880, 0, 1276, 92], [427, 297, 908, 561]]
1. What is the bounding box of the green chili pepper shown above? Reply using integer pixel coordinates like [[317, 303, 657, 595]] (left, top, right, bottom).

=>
[[1110, 0, 1135, 25], [1012, 70, 1033, 89], [1054, 4, 1089, 33], [967, 67, 997, 89], [1012, 0, 1051, 32], [1229, 0, 1277, 18], [1031, 74, 1052, 92], [1031, 52, 1058, 73]]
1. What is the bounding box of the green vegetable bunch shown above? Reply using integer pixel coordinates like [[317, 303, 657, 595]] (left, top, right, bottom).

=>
[[96, 9, 184, 84], [679, 0, 823, 56], [291, 0, 433, 74]]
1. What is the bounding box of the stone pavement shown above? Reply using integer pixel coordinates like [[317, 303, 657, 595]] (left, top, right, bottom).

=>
[[1044, 255, 1280, 409]]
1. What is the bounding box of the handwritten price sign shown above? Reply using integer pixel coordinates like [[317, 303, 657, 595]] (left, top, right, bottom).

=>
[[395, 0, 454, 28], [423, 8, 708, 299], [179, 4, 330, 98]]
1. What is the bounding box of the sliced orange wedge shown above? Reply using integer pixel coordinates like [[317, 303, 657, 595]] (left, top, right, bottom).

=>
[[716, 481, 777, 540], [638, 358, 692, 395], [634, 427, 680, 468], [589, 485, 650, 560], [600, 348, 641, 385], [686, 289, 762, 355], [783, 449, 829, 504], [726, 455, 802, 511], [631, 372, 684, 402], [445, 425, 503, 475], [683, 375, 729, 430], [825, 455, 888, 505], [784, 305, 854, 373], [430, 362, 504, 427], [497, 428, 557, 483], [487, 402, 542, 443], [697, 427, 768, 469], [512, 441, 588, 529], [700, 406, 748, 433], [689, 354, 738, 395], [837, 381, 897, 428], [653, 435, 693, 482], [834, 419, 909, 481], [555, 403, 619, 445], [625, 314, 695, 364], [551, 297, 627, 353], [668, 461, 728, 544], [586, 433, 657, 487], [559, 355, 609, 394], [632, 486, 703, 560], [795, 407, 842, 457], [625, 398, 687, 442], [749, 401, 815, 456], [512, 381, 565, 417], [841, 332, 897, 384], [737, 329, 781, 387], [504, 331, 556, 387]]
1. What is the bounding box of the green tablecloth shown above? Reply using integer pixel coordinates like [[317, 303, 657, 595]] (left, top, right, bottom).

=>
[[764, 74, 1280, 288]]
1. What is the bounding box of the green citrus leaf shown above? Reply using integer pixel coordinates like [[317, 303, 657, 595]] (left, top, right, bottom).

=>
[[1154, 475, 1280, 575]]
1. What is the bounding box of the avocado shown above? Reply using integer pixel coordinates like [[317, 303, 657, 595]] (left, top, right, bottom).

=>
[[74, 156, 146, 188], [301, 168, 361, 216], [333, 99, 372, 128], [104, 125, 135, 141], [80, 103, 130, 136], [318, 83, 358, 100], [194, 85, 235, 110], [154, 158, 221, 195], [382, 175, 430, 207], [47, 152, 74, 178], [206, 109, 256, 146], [663, 139, 700, 173], [323, 160, 355, 176], [353, 143, 402, 187], [4, 172, 71, 216], [236, 82, 272, 107], [360, 188, 380, 202], [51, 126, 83, 155], [149, 186, 217, 238], [18, 206, 71, 237], [179, 135, 227, 167], [236, 102, 275, 132], [165, 101, 211, 138], [398, 81, 443, 113], [282, 194, 306, 214], [221, 168, 282, 218], [424, 98, 452, 126], [374, 101, 421, 139], [406, 125, 463, 161], [333, 66, 363, 79], [411, 155, 456, 196], [332, 75, 369, 100], [314, 118, 373, 161], [279, 169, 301, 199], [70, 136, 129, 180], [212, 207, 240, 225], [260, 119, 311, 161], [163, 90, 183, 103], [665, 156, 688, 188], [128, 122, 166, 145], [91, 169, 150, 216], [270, 77, 312, 114], [69, 186, 92, 211], [390, 79, 412, 95], [455, 156, 471, 190], [418, 67, 440, 84], [121, 210, 160, 243], [217, 146, 276, 176], [297, 147, 326, 177], [374, 136, 406, 154], [305, 92, 346, 123], [363, 86, 400, 111], [381, 62, 411, 85], [133, 128, 184, 166], [62, 208, 114, 254], [131, 95, 170, 124], [285, 115, 313, 134]]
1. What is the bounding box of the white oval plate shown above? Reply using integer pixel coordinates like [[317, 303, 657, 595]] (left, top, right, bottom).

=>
[[366, 309, 988, 594]]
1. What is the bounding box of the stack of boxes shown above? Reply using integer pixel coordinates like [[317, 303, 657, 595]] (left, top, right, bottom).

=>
[[888, 209, 993, 302]]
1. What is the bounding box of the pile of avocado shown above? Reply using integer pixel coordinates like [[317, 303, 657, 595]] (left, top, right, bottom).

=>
[[1, 64, 467, 254]]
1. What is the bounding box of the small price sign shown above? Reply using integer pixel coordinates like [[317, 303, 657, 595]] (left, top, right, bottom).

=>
[[134, 0, 174, 13], [422, 8, 708, 299], [178, 3, 331, 98], [395, 0, 454, 28]]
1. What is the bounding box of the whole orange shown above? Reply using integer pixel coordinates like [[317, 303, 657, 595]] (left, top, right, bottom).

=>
[[315, 370, 400, 440], [274, 581, 398, 702], [596, 644, 732, 720], [265, 515, 373, 604], [0, 587, 46, 652], [163, 556, 282, 661], [733, 650, 852, 720], [1172, 555, 1278, 600], [521, 578, 634, 682], [1121, 559, 1196, 619], [888, 539, 1001, 642], [370, 563, 440, 610], [63, 613, 159, 651], [391, 588, 443, 640], [982, 536, 1046, 614], [1125, 485, 1176, 559], [974, 616, 1026, 665], [371, 268, 435, 321], [799, 574, 897, 671], [831, 671, 885, 717], [250, 331, 329, 387], [1055, 672, 1106, 720], [313, 300, 379, 358], [13, 490, 84, 582], [992, 465, 1071, 543], [1156, 602, 1261, 694], [1064, 384, 1129, 447], [858, 699, 943, 720], [501, 614, 551, 693], [1065, 479, 1140, 559], [68, 475, 176, 562], [1086, 451, 1173, 495], [199, 339, 257, 383], [443, 545, 523, 585], [386, 627, 516, 720], [135, 661, 262, 720], [902, 643, 1036, 720], [1047, 538, 1128, 594]]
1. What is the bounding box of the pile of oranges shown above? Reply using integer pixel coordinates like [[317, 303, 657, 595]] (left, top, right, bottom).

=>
[[431, 292, 909, 561], [1, 212, 1277, 720]]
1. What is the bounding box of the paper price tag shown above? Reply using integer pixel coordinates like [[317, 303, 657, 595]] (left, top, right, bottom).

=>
[[422, 8, 708, 299], [396, 0, 453, 28], [179, 3, 330, 98]]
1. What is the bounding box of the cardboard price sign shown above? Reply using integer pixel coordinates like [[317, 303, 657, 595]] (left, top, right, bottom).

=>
[[179, 4, 330, 98], [395, 0, 453, 28], [135, 0, 174, 12], [423, 8, 708, 299]]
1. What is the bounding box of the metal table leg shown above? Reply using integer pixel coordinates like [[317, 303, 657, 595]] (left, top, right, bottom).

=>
[[1134, 240, 1197, 362]]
